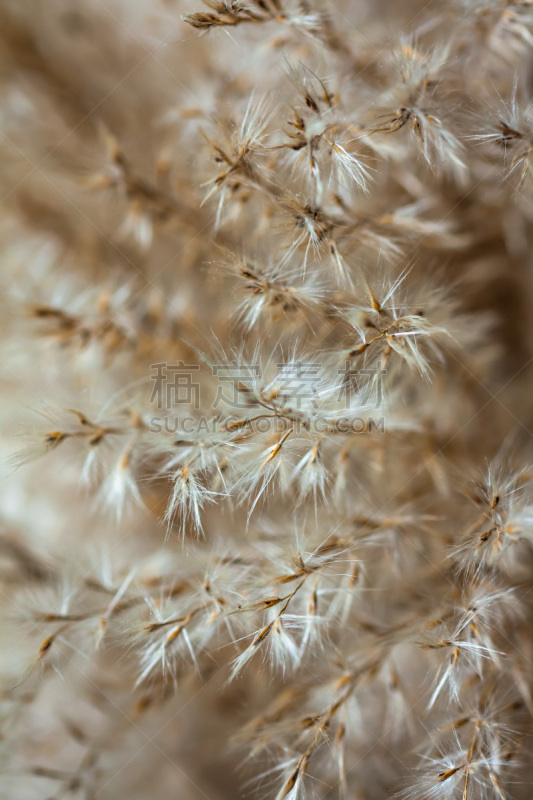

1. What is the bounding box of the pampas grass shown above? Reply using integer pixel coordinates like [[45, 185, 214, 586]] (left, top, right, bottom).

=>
[[1, 1, 533, 798]]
